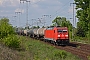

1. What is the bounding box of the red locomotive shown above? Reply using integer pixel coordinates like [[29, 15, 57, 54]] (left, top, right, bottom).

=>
[[44, 26, 69, 45]]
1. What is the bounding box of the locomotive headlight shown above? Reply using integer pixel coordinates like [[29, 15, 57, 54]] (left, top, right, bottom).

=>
[[65, 35, 68, 37], [58, 35, 60, 37]]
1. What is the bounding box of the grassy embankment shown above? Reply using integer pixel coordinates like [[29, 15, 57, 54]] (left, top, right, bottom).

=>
[[0, 36, 81, 60], [71, 36, 90, 44]]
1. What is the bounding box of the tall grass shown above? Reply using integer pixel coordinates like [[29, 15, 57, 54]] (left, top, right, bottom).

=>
[[19, 36, 81, 60], [71, 36, 90, 44]]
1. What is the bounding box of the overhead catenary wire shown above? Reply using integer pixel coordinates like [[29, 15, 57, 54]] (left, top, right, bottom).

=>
[[18, 0, 75, 27], [48, 0, 76, 26], [51, 0, 73, 17], [28, 0, 73, 17], [37, 0, 74, 25], [25, 0, 72, 19], [44, 0, 73, 22]]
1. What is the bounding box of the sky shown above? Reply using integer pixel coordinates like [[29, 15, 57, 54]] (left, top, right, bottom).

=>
[[0, 0, 76, 28]]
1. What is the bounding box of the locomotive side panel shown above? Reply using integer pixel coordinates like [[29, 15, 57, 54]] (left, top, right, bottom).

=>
[[44, 30, 54, 40]]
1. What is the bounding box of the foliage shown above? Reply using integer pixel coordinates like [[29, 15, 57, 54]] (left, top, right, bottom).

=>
[[74, 0, 90, 37], [4, 35, 21, 48], [25, 26, 29, 29], [54, 50, 67, 60], [0, 18, 15, 38], [71, 36, 90, 44], [0, 18, 21, 49], [52, 16, 73, 39], [31, 26, 40, 28], [52, 16, 72, 31], [18, 36, 81, 60], [87, 55, 90, 60], [42, 26, 45, 28], [76, 21, 87, 37], [0, 36, 81, 60]]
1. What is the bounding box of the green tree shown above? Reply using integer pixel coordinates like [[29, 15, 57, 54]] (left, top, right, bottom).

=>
[[0, 18, 15, 38], [76, 21, 86, 37], [31, 26, 40, 29], [0, 18, 21, 49], [75, 0, 90, 37], [87, 1, 90, 39], [52, 16, 72, 31], [52, 16, 73, 39], [52, 16, 62, 26]]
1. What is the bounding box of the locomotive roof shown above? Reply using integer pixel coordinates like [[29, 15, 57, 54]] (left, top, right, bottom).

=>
[[46, 27, 68, 30], [57, 27, 68, 29]]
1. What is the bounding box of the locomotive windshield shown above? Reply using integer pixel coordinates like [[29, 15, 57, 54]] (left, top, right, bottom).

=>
[[63, 30, 67, 32], [57, 29, 67, 32], [57, 30, 62, 32]]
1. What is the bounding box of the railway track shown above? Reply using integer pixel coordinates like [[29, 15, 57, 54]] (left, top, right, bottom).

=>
[[56, 46, 90, 60], [56, 43, 90, 60], [39, 40, 90, 60], [75, 43, 90, 51]]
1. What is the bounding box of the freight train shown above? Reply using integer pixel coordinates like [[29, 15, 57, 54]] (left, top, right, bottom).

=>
[[16, 26, 69, 45]]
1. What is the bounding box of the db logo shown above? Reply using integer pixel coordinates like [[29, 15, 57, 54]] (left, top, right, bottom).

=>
[[62, 34, 64, 37]]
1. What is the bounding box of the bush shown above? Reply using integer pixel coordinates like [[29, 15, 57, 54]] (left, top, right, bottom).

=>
[[87, 55, 90, 60], [0, 18, 15, 39], [4, 35, 21, 48], [54, 50, 67, 59]]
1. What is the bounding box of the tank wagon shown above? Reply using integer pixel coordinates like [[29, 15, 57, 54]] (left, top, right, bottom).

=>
[[28, 28, 38, 38], [33, 29, 38, 38], [15, 28, 24, 35], [28, 28, 46, 38], [27, 29, 34, 37], [37, 28, 46, 38], [23, 29, 29, 36]]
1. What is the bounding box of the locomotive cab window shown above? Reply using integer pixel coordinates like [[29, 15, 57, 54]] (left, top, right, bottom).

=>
[[57, 30, 67, 33], [57, 30, 62, 32], [63, 30, 67, 32]]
